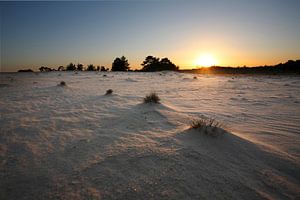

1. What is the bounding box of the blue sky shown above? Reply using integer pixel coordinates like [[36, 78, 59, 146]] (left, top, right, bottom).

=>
[[1, 0, 300, 71]]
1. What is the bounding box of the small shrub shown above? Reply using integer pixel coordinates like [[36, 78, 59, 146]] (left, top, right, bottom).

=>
[[105, 89, 113, 95], [59, 81, 66, 86], [190, 117, 224, 136], [144, 92, 160, 104]]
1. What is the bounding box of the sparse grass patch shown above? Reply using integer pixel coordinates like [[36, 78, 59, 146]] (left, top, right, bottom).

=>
[[144, 92, 160, 104], [105, 89, 113, 95], [190, 117, 224, 137], [59, 81, 66, 86]]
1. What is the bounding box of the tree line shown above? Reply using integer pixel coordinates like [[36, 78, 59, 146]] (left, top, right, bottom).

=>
[[35, 55, 179, 72], [184, 60, 300, 75], [39, 64, 109, 72], [18, 58, 300, 75]]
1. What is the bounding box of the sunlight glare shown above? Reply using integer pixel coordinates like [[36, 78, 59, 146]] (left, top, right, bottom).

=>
[[195, 54, 217, 67]]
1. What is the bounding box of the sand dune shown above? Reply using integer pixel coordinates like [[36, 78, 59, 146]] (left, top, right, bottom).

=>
[[0, 72, 299, 199]]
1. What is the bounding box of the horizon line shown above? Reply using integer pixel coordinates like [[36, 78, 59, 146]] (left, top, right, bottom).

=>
[[2, 59, 299, 73]]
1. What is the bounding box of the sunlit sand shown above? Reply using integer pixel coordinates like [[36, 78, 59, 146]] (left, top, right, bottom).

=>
[[0, 72, 299, 199]]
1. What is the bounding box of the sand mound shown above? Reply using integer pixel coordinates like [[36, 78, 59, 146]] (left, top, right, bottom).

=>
[[175, 129, 300, 199]]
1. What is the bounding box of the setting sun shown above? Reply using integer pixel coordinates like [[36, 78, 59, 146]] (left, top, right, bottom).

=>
[[195, 54, 217, 67]]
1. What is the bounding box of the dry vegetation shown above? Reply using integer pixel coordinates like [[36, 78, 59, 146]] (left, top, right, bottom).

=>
[[58, 81, 66, 86], [144, 92, 160, 104], [190, 117, 224, 137], [105, 89, 113, 95]]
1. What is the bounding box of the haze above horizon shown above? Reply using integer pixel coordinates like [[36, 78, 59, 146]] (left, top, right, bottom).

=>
[[1, 0, 300, 72]]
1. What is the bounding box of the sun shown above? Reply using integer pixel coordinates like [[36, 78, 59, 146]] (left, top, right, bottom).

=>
[[194, 54, 217, 67]]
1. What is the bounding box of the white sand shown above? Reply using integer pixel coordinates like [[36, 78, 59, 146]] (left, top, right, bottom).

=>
[[0, 72, 299, 199]]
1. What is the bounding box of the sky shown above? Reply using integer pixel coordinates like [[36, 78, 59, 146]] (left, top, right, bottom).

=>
[[1, 0, 300, 72]]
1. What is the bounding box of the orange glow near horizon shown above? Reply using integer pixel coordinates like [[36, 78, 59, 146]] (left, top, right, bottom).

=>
[[194, 53, 217, 67]]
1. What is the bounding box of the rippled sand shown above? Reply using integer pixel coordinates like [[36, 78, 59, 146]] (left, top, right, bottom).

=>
[[0, 72, 299, 199]]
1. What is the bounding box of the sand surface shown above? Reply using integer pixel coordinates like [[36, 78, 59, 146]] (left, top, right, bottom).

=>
[[0, 72, 299, 199]]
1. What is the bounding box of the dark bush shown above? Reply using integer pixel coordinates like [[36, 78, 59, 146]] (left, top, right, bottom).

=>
[[59, 81, 66, 86], [77, 63, 84, 71], [144, 92, 160, 104], [57, 66, 65, 71], [39, 66, 54, 72], [87, 64, 96, 71], [66, 63, 76, 71], [105, 89, 113, 95]]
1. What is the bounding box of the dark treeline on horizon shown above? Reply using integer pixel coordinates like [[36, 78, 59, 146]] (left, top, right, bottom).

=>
[[17, 58, 300, 75], [17, 56, 179, 73], [38, 63, 110, 72], [182, 60, 300, 75]]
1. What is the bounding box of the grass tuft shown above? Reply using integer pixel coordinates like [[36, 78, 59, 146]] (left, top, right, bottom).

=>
[[105, 89, 113, 95], [144, 92, 160, 104], [190, 117, 224, 136], [59, 81, 66, 86]]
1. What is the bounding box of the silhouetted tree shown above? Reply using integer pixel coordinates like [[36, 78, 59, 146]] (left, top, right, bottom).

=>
[[111, 56, 130, 71], [57, 66, 65, 71], [141, 56, 160, 72], [141, 56, 178, 71], [159, 57, 178, 71], [100, 66, 108, 71], [39, 66, 54, 72], [39, 66, 45, 72], [66, 63, 76, 71], [77, 63, 84, 71], [87, 64, 95, 71], [96, 66, 100, 71]]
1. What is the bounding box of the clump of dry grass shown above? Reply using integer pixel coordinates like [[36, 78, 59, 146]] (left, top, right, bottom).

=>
[[144, 92, 160, 104], [58, 81, 66, 86], [190, 117, 224, 137], [105, 89, 113, 95]]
